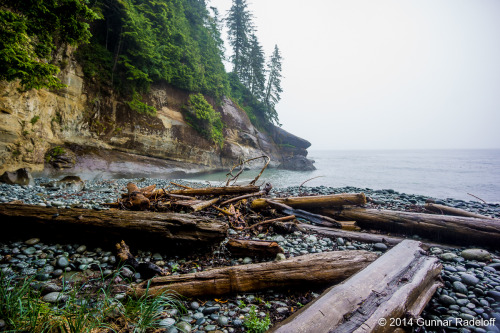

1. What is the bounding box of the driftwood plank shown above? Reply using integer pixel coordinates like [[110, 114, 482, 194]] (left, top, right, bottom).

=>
[[270, 240, 442, 333], [226, 239, 284, 257], [273, 192, 367, 208], [130, 251, 378, 298]]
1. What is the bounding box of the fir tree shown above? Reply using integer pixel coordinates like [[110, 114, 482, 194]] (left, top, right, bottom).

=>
[[264, 45, 283, 125], [248, 34, 266, 100], [226, 0, 253, 82]]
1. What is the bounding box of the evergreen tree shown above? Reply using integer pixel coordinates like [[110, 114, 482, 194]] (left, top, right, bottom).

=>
[[248, 34, 266, 100], [226, 0, 253, 83], [264, 45, 283, 125]]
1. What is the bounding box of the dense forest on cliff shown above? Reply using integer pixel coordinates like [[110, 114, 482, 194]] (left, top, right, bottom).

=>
[[0, 0, 283, 128]]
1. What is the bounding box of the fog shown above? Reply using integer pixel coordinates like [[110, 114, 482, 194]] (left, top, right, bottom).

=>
[[208, 0, 500, 150]]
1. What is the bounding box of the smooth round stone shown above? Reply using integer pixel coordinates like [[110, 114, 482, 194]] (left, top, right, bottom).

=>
[[232, 319, 243, 327], [487, 290, 500, 301], [56, 256, 70, 268], [372, 243, 388, 252], [159, 318, 176, 328], [190, 301, 200, 310], [35, 273, 51, 281], [25, 238, 40, 245], [193, 312, 204, 320], [453, 281, 469, 294], [52, 269, 63, 277], [461, 249, 491, 262], [152, 253, 163, 260], [76, 245, 86, 253], [440, 253, 458, 261], [42, 292, 68, 303], [242, 257, 252, 264], [22, 247, 36, 255], [175, 321, 191, 332], [439, 294, 456, 306], [205, 325, 217, 331], [218, 315, 229, 326], [195, 318, 205, 325], [461, 273, 480, 286], [202, 306, 220, 315]]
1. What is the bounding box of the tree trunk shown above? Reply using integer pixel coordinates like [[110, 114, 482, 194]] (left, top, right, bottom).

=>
[[273, 193, 367, 208], [322, 207, 500, 248], [130, 251, 378, 298], [225, 239, 284, 257], [270, 240, 442, 333], [424, 203, 492, 219], [0, 204, 227, 252]]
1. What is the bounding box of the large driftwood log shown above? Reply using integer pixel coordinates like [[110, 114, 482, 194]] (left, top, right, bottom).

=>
[[0, 204, 227, 252], [322, 207, 500, 248], [226, 239, 284, 257], [270, 240, 442, 333], [273, 192, 367, 208], [424, 202, 491, 219], [130, 251, 378, 298], [299, 224, 459, 250]]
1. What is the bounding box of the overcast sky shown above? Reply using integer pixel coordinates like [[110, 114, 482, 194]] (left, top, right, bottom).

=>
[[208, 0, 500, 150]]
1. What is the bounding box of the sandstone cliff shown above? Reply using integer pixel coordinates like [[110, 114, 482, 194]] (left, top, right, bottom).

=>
[[0, 51, 312, 177]]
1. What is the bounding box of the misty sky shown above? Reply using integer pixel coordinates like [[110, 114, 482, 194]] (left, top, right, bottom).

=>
[[208, 0, 500, 150]]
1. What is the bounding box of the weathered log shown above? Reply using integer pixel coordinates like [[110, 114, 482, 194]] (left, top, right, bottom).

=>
[[299, 224, 459, 250], [273, 192, 367, 208], [226, 239, 284, 257], [130, 251, 378, 298], [252, 199, 342, 228], [246, 215, 296, 230], [0, 204, 227, 252], [270, 240, 442, 333], [166, 198, 219, 212], [322, 207, 500, 248], [424, 202, 491, 219], [152, 185, 261, 197]]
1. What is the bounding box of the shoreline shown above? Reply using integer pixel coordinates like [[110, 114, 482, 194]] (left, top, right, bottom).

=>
[[1, 177, 500, 332]]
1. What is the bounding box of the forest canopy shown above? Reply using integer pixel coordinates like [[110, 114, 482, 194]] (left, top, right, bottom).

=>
[[0, 0, 283, 126]]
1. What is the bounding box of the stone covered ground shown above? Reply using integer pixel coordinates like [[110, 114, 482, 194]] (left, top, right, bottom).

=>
[[1, 178, 500, 332]]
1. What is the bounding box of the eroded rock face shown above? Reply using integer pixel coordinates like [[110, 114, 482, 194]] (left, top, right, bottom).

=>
[[0, 53, 311, 176]]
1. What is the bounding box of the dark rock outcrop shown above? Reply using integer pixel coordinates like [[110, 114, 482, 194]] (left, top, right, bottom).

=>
[[0, 168, 34, 186], [278, 156, 316, 171]]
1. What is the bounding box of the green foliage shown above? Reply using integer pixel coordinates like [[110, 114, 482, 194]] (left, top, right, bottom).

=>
[[243, 305, 271, 333], [45, 146, 66, 163], [185, 93, 224, 147], [30, 115, 40, 125], [264, 45, 283, 125], [0, 266, 185, 332], [0, 0, 98, 90], [126, 91, 157, 117]]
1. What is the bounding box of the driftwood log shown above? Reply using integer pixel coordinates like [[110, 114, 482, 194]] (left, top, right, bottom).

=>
[[151, 185, 260, 197], [424, 202, 491, 219], [0, 204, 227, 252], [130, 251, 378, 298], [251, 199, 342, 228], [299, 224, 458, 250], [273, 192, 367, 208], [270, 240, 442, 333], [225, 239, 284, 257], [322, 207, 500, 248]]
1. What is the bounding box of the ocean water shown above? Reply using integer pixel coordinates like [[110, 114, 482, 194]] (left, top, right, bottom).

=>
[[184, 149, 500, 203]]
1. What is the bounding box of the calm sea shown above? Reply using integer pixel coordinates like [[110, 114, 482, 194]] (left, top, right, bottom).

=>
[[184, 149, 500, 203]]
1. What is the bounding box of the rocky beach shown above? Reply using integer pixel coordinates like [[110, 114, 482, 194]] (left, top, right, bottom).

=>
[[1, 177, 500, 332]]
